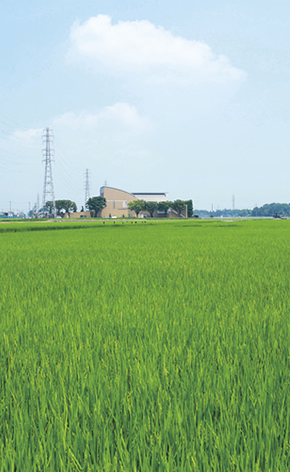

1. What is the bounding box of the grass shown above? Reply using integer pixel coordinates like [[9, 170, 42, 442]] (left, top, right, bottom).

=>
[[0, 219, 290, 470]]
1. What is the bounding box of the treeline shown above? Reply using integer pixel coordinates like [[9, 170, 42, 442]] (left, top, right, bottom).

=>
[[42, 197, 106, 218], [252, 203, 290, 217], [44, 200, 77, 217], [43, 199, 290, 218], [195, 209, 252, 218], [195, 203, 290, 218], [128, 199, 193, 217]]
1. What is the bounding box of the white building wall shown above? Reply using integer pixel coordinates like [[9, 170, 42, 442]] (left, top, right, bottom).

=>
[[132, 193, 167, 203]]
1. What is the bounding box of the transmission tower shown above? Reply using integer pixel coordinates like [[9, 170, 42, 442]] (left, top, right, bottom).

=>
[[84, 168, 90, 207], [42, 127, 56, 216]]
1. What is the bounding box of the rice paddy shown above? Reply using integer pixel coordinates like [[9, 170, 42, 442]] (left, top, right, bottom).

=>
[[0, 219, 290, 471]]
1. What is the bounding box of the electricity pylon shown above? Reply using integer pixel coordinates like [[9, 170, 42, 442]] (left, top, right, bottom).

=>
[[42, 127, 56, 217], [84, 168, 90, 208]]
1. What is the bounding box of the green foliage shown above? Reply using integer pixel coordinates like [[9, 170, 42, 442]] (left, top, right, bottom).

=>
[[195, 208, 252, 218], [127, 199, 146, 216], [184, 199, 193, 217], [55, 199, 77, 217], [171, 199, 186, 216], [252, 202, 290, 217], [145, 201, 157, 217], [238, 208, 252, 217], [44, 200, 55, 215], [1, 220, 290, 470], [86, 196, 106, 217], [157, 200, 171, 216]]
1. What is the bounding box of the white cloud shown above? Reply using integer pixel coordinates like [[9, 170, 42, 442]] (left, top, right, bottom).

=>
[[67, 15, 246, 84], [53, 102, 149, 132], [12, 128, 43, 142], [12, 103, 148, 159]]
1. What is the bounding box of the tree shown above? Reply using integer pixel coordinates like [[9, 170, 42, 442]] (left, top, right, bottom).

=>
[[251, 202, 290, 217], [145, 201, 157, 217], [171, 199, 186, 217], [128, 200, 146, 217], [239, 209, 251, 217], [86, 196, 106, 217], [184, 199, 193, 217], [44, 201, 55, 216], [157, 201, 171, 217], [55, 200, 77, 218]]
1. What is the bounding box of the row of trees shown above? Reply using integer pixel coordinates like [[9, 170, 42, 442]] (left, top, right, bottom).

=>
[[85, 197, 193, 218], [195, 208, 252, 218], [44, 197, 107, 218], [44, 199, 290, 219], [195, 203, 290, 218], [128, 199, 193, 217], [84, 197, 193, 218], [44, 197, 193, 218], [252, 203, 290, 217], [44, 200, 77, 217]]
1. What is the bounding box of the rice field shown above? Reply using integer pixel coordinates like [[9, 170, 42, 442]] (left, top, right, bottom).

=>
[[0, 219, 290, 471]]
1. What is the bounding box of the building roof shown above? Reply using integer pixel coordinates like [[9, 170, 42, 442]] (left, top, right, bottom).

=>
[[132, 192, 167, 196], [100, 186, 136, 198]]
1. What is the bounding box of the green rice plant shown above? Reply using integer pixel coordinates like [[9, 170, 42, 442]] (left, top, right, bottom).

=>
[[0, 219, 290, 470]]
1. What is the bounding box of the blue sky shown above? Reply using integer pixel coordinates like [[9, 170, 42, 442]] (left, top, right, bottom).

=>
[[1, 0, 290, 212]]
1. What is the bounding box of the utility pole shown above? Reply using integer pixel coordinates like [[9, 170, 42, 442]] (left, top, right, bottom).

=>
[[232, 194, 235, 212], [84, 168, 90, 208], [42, 127, 56, 217]]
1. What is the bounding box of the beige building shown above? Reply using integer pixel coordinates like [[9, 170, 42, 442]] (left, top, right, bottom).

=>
[[68, 187, 187, 218], [100, 186, 167, 218], [67, 211, 91, 218]]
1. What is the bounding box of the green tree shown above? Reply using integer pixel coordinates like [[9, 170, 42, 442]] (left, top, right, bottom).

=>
[[128, 200, 146, 217], [157, 201, 171, 217], [184, 199, 193, 217], [171, 199, 186, 217], [239, 209, 251, 217], [55, 200, 77, 218], [86, 196, 106, 217], [145, 201, 157, 217], [44, 201, 55, 216], [251, 203, 290, 217]]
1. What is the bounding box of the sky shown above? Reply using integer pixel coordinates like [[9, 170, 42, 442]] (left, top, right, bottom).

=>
[[1, 0, 290, 213]]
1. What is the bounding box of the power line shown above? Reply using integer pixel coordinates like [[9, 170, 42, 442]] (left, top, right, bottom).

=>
[[54, 143, 81, 185]]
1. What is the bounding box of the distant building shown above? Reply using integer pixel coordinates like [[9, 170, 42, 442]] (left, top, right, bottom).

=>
[[0, 211, 21, 219], [100, 186, 167, 218], [69, 186, 187, 219]]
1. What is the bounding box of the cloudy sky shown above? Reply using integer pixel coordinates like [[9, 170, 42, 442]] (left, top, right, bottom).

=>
[[1, 0, 290, 213]]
